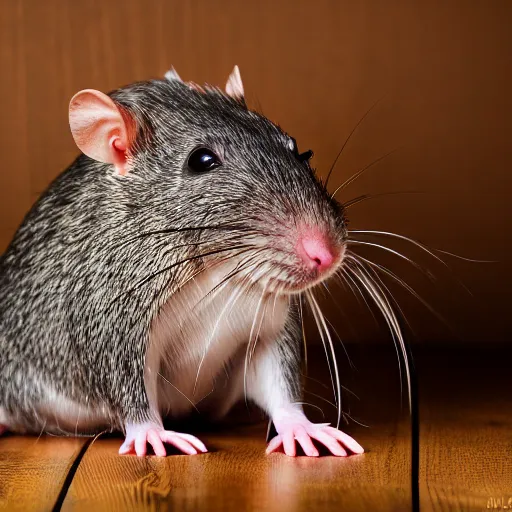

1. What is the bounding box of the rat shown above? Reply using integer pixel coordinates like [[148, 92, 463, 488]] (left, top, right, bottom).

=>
[[0, 66, 364, 458]]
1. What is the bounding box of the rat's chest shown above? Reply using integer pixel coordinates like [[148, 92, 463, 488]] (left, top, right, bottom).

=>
[[147, 266, 289, 415]]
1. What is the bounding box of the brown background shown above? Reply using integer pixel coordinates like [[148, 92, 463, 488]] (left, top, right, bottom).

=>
[[1, 0, 510, 345]]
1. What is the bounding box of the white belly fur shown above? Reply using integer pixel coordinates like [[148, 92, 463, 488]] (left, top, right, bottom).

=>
[[146, 263, 289, 419]]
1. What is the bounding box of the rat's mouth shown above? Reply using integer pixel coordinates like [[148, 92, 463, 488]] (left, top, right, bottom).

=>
[[263, 249, 345, 295]]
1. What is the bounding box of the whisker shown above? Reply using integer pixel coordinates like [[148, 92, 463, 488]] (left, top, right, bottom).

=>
[[434, 249, 497, 263], [192, 248, 268, 311], [193, 274, 251, 395], [351, 255, 414, 335], [110, 224, 247, 252], [337, 268, 380, 326], [345, 262, 412, 411], [349, 230, 478, 295], [244, 286, 268, 408], [108, 244, 251, 307], [346, 239, 431, 278], [298, 294, 308, 373], [306, 292, 337, 409], [342, 411, 370, 429], [346, 252, 457, 335], [324, 97, 384, 188], [307, 291, 344, 428], [158, 372, 199, 412], [331, 148, 399, 199], [344, 191, 424, 209], [321, 282, 355, 369], [292, 401, 326, 419], [349, 229, 448, 268]]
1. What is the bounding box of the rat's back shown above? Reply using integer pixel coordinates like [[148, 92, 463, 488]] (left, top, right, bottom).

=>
[[0, 158, 123, 434]]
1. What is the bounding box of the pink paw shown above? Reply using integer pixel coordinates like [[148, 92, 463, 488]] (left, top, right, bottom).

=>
[[266, 406, 364, 457], [119, 422, 207, 457]]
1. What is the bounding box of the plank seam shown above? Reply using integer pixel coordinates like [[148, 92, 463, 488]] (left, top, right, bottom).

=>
[[52, 436, 95, 512]]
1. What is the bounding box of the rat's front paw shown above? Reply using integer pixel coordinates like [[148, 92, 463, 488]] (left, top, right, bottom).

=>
[[267, 406, 364, 457], [119, 422, 207, 457]]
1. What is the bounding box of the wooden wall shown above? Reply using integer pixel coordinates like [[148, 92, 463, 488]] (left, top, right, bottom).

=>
[[1, 0, 510, 344]]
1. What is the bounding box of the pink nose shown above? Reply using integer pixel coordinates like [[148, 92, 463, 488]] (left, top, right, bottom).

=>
[[300, 235, 335, 271]]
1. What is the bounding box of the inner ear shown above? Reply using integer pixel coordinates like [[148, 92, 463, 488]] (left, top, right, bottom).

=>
[[69, 89, 136, 176], [225, 65, 245, 103]]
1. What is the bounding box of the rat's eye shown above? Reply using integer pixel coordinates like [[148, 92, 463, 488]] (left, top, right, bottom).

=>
[[187, 147, 221, 173]]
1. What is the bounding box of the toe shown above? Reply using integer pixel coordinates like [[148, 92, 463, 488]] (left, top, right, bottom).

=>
[[119, 438, 135, 455], [309, 430, 347, 457], [283, 430, 296, 457], [294, 426, 319, 457], [325, 427, 364, 454], [266, 435, 283, 454], [161, 432, 197, 455], [135, 432, 148, 457], [147, 429, 167, 457], [174, 433, 208, 453]]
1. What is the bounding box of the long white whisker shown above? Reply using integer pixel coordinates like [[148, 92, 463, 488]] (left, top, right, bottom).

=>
[[249, 291, 269, 364], [346, 263, 412, 411], [346, 252, 454, 334], [193, 274, 248, 395], [307, 291, 343, 428], [434, 248, 497, 263], [331, 149, 398, 199], [347, 239, 434, 282], [292, 401, 326, 418], [243, 285, 267, 408], [158, 372, 199, 412], [321, 282, 355, 369], [298, 294, 308, 372], [349, 229, 449, 267], [350, 229, 497, 264], [306, 292, 337, 409], [353, 257, 414, 335], [338, 268, 380, 326]]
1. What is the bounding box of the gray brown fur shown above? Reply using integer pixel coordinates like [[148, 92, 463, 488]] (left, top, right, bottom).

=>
[[0, 78, 346, 435]]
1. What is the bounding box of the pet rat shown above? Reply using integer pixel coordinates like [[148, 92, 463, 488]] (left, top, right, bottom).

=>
[[0, 66, 364, 458]]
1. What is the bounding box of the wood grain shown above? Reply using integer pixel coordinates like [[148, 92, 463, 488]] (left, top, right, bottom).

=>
[[61, 421, 410, 512], [0, 435, 88, 512], [61, 346, 411, 511], [418, 346, 512, 512]]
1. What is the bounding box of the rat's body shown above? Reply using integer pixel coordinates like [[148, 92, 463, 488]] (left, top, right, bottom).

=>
[[0, 68, 363, 457]]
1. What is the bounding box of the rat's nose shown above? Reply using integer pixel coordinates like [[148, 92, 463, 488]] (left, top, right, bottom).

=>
[[299, 234, 335, 271]]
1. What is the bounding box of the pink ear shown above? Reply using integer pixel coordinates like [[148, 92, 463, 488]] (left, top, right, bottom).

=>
[[225, 65, 244, 102], [69, 89, 135, 176]]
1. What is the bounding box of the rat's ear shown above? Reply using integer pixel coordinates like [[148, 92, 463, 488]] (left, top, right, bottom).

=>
[[225, 65, 245, 103], [69, 89, 136, 176], [164, 66, 182, 82]]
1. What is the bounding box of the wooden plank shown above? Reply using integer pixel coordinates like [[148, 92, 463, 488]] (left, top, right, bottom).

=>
[[1, 0, 510, 343], [419, 346, 512, 512], [62, 345, 412, 511], [0, 435, 89, 512]]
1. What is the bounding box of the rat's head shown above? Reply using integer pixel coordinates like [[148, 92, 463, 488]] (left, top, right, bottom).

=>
[[69, 67, 347, 295]]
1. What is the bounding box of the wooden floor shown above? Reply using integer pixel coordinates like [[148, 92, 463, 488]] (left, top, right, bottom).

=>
[[0, 345, 510, 512]]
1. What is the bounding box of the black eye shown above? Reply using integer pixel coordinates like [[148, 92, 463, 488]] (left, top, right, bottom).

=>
[[187, 147, 221, 173], [298, 149, 313, 163]]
